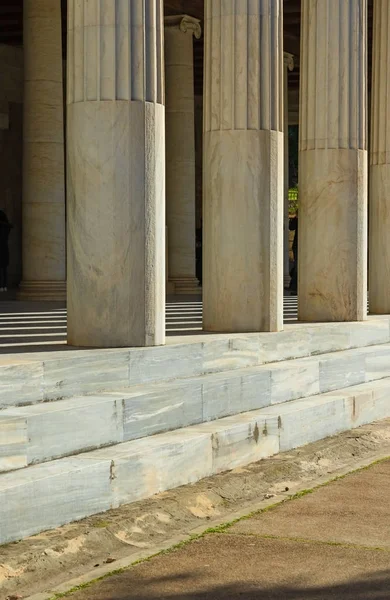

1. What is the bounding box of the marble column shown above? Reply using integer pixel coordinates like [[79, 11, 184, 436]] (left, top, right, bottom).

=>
[[19, 0, 66, 301], [284, 53, 294, 289], [299, 0, 367, 322], [203, 0, 284, 333], [369, 0, 390, 313], [67, 0, 165, 348], [164, 15, 201, 295]]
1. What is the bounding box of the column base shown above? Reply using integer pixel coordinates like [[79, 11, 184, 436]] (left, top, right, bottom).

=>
[[17, 281, 66, 302], [169, 277, 201, 295]]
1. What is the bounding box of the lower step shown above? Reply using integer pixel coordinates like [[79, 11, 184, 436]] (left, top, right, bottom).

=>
[[1, 377, 390, 545]]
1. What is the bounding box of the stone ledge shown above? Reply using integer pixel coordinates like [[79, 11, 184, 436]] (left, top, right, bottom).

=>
[[1, 377, 390, 545], [2, 344, 390, 472], [0, 317, 389, 408]]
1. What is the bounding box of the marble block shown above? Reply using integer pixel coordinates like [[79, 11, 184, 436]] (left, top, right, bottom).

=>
[[42, 351, 130, 400], [363, 345, 390, 381], [239, 369, 272, 412], [0, 396, 124, 470], [269, 358, 320, 405], [129, 342, 203, 385], [0, 417, 27, 472], [325, 379, 390, 429], [348, 319, 390, 349], [202, 372, 243, 421], [319, 351, 366, 392], [89, 429, 213, 508], [202, 337, 261, 374], [114, 380, 203, 441], [261, 396, 351, 452], [0, 360, 44, 408], [0, 456, 112, 545], [191, 414, 279, 473]]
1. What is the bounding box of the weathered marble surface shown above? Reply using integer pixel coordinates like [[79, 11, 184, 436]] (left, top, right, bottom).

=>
[[67, 101, 165, 348], [362, 345, 390, 381], [129, 342, 203, 384], [42, 350, 130, 400], [203, 130, 283, 333], [299, 149, 367, 322], [260, 396, 351, 452], [118, 380, 203, 441], [3, 341, 390, 473], [0, 318, 390, 409], [202, 372, 243, 421], [0, 456, 111, 545], [319, 352, 366, 392], [0, 416, 27, 472], [191, 414, 279, 473], [106, 429, 213, 508], [2, 374, 390, 545], [269, 358, 320, 405], [0, 360, 44, 408]]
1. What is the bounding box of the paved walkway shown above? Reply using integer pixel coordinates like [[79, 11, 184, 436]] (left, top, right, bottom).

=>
[[70, 460, 390, 600]]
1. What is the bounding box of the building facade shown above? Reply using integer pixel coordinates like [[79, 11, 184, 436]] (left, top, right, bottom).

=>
[[5, 1, 390, 551], [0, 0, 385, 344]]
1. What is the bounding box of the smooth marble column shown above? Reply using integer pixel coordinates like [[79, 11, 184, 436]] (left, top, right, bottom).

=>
[[369, 0, 390, 313], [284, 53, 294, 289], [203, 0, 284, 333], [19, 0, 66, 301], [67, 0, 165, 347], [299, 0, 367, 322], [165, 15, 201, 295]]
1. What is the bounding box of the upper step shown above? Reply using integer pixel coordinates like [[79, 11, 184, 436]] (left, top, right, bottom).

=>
[[0, 317, 389, 409], [1, 376, 390, 545], [2, 341, 390, 473]]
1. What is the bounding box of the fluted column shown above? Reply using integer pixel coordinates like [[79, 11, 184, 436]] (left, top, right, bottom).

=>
[[203, 0, 284, 333], [165, 15, 201, 295], [284, 53, 294, 289], [20, 0, 66, 301], [67, 0, 165, 347], [369, 0, 390, 313], [299, 0, 368, 322]]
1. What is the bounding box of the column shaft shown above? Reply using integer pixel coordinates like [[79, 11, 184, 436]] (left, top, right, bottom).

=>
[[284, 53, 294, 290], [67, 0, 165, 347], [20, 0, 66, 301], [203, 0, 284, 333], [299, 0, 368, 322], [369, 0, 390, 313], [165, 15, 200, 295]]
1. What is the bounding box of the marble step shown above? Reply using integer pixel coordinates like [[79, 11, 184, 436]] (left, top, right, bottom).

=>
[[2, 342, 390, 474], [1, 377, 390, 546], [0, 317, 389, 410]]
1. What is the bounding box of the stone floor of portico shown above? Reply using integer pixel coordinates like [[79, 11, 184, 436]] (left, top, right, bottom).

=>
[[0, 294, 299, 352]]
